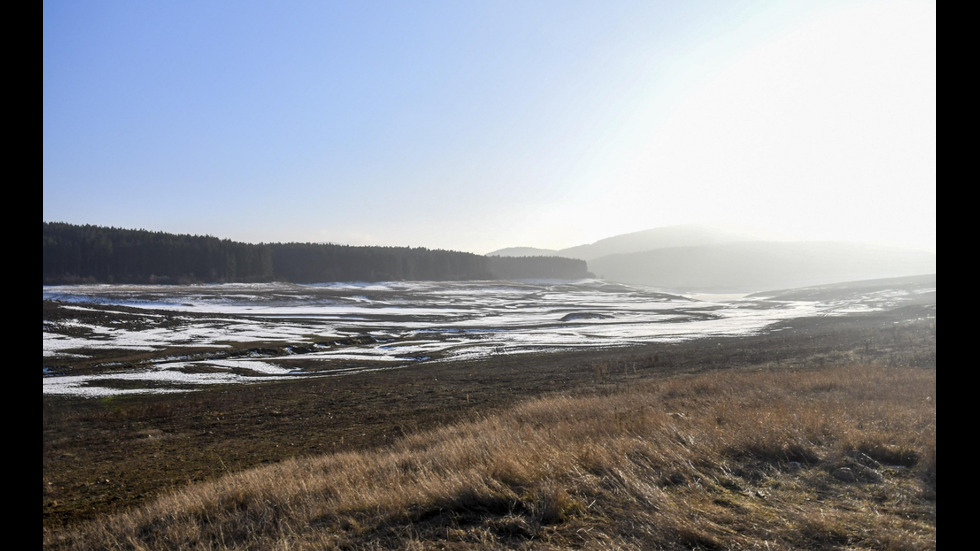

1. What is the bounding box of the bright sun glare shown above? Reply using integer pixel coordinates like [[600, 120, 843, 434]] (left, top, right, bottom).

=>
[[581, 1, 935, 253]]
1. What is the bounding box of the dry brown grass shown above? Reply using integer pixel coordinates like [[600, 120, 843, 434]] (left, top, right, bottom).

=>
[[45, 363, 936, 550]]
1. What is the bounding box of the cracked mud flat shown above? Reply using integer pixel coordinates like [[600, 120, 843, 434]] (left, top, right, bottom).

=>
[[43, 277, 935, 397]]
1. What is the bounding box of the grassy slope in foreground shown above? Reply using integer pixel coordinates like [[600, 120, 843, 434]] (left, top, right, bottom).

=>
[[45, 321, 936, 550]]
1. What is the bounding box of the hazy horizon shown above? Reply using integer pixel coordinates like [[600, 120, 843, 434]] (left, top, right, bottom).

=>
[[44, 1, 935, 256]]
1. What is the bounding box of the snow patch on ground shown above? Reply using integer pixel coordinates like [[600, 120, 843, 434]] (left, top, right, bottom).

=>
[[43, 279, 932, 397]]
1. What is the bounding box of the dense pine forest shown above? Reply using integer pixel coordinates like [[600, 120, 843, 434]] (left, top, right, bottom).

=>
[[42, 222, 590, 284]]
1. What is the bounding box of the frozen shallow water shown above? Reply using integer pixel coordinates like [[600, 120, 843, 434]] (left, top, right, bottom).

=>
[[43, 278, 935, 397]]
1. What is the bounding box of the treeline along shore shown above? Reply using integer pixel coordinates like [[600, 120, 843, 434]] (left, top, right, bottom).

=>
[[43, 222, 590, 284]]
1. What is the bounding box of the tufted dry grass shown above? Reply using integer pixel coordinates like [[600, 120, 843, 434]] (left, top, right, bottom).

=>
[[45, 361, 936, 550]]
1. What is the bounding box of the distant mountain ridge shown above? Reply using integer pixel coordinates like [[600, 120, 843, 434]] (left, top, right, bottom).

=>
[[487, 224, 784, 261], [559, 224, 783, 261], [488, 224, 936, 293], [588, 240, 936, 293]]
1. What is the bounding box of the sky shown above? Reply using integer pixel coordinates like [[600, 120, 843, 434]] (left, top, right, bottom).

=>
[[43, 0, 936, 255]]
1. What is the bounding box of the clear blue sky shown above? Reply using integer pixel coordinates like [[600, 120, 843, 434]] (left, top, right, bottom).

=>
[[43, 0, 935, 254]]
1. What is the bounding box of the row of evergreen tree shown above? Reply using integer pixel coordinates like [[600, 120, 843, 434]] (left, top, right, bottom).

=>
[[43, 222, 590, 284]]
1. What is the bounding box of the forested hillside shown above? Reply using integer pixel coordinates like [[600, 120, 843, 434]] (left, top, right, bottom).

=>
[[42, 223, 589, 284]]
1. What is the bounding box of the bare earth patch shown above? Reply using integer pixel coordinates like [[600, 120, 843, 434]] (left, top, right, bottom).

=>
[[44, 299, 935, 549]]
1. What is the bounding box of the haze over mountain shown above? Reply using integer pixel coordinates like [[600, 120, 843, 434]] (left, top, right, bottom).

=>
[[589, 241, 936, 293], [489, 224, 936, 293], [488, 224, 786, 261]]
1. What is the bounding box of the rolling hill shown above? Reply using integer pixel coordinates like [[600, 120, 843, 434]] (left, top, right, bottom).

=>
[[488, 224, 936, 293], [486, 224, 784, 261], [588, 240, 936, 293]]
